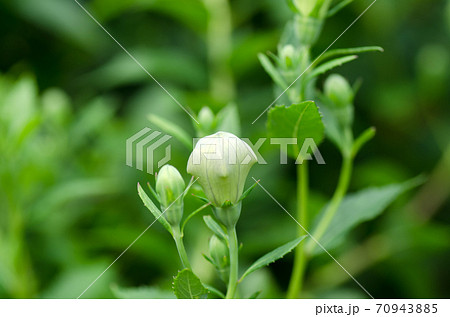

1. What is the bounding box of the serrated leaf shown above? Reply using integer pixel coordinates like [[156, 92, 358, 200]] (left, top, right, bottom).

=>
[[173, 269, 208, 299], [310, 177, 425, 255], [203, 216, 227, 241], [148, 114, 192, 149], [306, 55, 358, 82], [239, 236, 307, 282], [137, 183, 172, 234], [111, 284, 175, 299], [258, 53, 287, 89], [318, 46, 384, 63], [267, 101, 324, 158]]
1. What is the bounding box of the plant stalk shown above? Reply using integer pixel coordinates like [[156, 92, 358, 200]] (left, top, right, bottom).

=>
[[172, 226, 192, 270], [305, 154, 353, 253], [226, 226, 239, 299], [203, 0, 235, 103], [287, 161, 309, 299]]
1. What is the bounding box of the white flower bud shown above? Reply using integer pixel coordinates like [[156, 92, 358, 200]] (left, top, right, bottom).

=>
[[187, 131, 257, 207], [155, 165, 185, 226]]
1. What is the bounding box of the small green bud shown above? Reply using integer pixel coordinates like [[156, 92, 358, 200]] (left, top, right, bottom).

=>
[[197, 107, 216, 137], [280, 45, 296, 68], [292, 0, 315, 16], [187, 131, 257, 208], [324, 74, 354, 108], [209, 235, 229, 268], [155, 165, 185, 226], [209, 235, 230, 282]]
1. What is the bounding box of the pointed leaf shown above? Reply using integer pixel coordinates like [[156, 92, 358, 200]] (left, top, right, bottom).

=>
[[249, 291, 261, 299], [238, 180, 259, 202], [239, 236, 307, 282], [172, 269, 208, 299], [148, 114, 192, 149], [327, 0, 355, 17], [310, 177, 425, 255], [306, 55, 358, 82], [318, 46, 384, 63], [203, 284, 225, 299], [137, 183, 172, 234], [203, 216, 227, 241], [216, 103, 241, 136], [258, 53, 287, 89], [267, 101, 324, 158]]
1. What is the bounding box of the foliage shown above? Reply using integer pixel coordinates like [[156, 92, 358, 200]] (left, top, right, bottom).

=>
[[0, 0, 449, 299]]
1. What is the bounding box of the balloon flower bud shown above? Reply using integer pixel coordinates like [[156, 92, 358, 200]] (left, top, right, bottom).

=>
[[187, 131, 257, 208], [324, 74, 354, 108], [323, 74, 355, 128], [155, 165, 185, 226], [209, 235, 229, 282], [197, 107, 216, 137]]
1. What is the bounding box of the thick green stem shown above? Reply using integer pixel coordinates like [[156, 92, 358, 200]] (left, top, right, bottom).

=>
[[172, 226, 192, 270], [305, 154, 353, 253], [225, 226, 238, 299], [287, 161, 309, 299]]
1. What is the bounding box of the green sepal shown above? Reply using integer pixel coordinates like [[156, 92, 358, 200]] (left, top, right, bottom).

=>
[[238, 180, 260, 203]]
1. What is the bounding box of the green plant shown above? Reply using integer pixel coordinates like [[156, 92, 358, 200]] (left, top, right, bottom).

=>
[[259, 0, 422, 299], [138, 132, 306, 298]]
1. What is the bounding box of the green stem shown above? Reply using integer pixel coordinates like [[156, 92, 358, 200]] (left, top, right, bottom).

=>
[[287, 161, 309, 299], [203, 0, 235, 103], [172, 226, 192, 270], [305, 154, 353, 253], [225, 226, 238, 299]]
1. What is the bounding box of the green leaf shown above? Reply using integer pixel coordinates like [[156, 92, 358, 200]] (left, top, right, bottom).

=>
[[310, 177, 425, 255], [148, 114, 192, 149], [327, 0, 356, 17], [172, 269, 208, 299], [203, 284, 225, 299], [258, 53, 287, 89], [267, 101, 324, 158], [137, 183, 172, 234], [239, 236, 307, 282], [249, 291, 261, 299], [181, 203, 210, 234], [318, 46, 384, 63], [216, 103, 241, 136], [238, 180, 260, 202], [306, 55, 358, 82], [111, 284, 175, 299], [203, 216, 227, 241]]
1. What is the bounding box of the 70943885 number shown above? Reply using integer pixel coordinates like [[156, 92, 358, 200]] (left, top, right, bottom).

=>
[[376, 304, 438, 314]]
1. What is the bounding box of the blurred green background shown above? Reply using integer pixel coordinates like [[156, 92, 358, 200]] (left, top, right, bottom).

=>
[[0, 0, 449, 298]]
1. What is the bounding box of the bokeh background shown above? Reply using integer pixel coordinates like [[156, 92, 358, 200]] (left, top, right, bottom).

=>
[[0, 0, 449, 298]]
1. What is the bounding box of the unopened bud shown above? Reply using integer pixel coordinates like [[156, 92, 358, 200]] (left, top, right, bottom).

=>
[[155, 165, 185, 226]]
